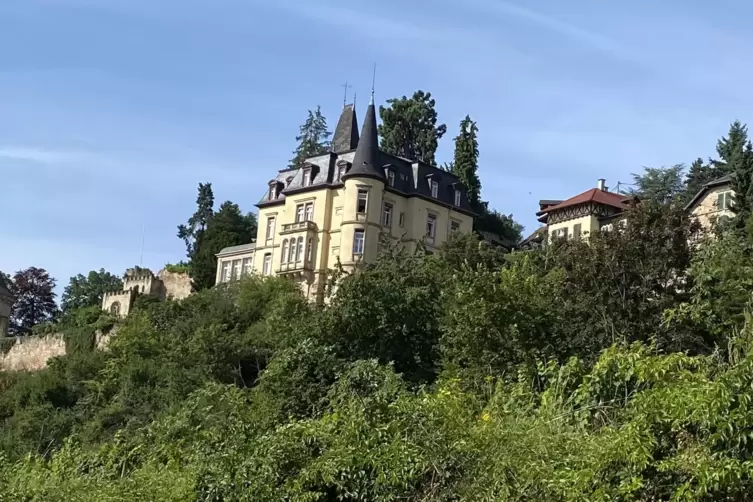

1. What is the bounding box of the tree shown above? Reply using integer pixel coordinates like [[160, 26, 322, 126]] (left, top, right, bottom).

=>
[[288, 106, 331, 168], [714, 120, 748, 172], [0, 271, 10, 291], [451, 115, 482, 208], [378, 90, 447, 165], [60, 269, 123, 313], [177, 182, 214, 263], [629, 164, 685, 204], [8, 267, 58, 335], [731, 141, 753, 233], [474, 206, 524, 244], [191, 202, 257, 291], [684, 157, 719, 202]]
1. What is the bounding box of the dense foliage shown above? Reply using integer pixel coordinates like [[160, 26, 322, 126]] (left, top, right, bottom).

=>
[[60, 269, 123, 314], [3, 203, 753, 499], [289, 106, 331, 168], [4, 267, 59, 336]]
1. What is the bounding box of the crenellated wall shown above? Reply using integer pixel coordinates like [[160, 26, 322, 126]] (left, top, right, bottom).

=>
[[102, 289, 138, 318]]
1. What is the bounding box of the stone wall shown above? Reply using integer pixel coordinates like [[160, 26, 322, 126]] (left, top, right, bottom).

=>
[[157, 269, 192, 300], [0, 335, 66, 372]]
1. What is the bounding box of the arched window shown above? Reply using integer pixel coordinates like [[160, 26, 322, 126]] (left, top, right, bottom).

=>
[[295, 237, 303, 262], [110, 302, 121, 316], [288, 238, 296, 263], [281, 239, 289, 263], [306, 237, 313, 264]]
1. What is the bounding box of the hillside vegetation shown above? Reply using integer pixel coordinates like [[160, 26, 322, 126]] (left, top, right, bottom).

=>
[[4, 201, 753, 500]]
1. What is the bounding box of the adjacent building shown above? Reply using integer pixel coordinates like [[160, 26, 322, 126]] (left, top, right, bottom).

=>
[[216, 96, 475, 302], [0, 283, 14, 337], [685, 175, 734, 231], [536, 179, 637, 242], [102, 267, 192, 317]]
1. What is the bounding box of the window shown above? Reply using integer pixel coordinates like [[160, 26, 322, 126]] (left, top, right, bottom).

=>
[[302, 169, 311, 187], [426, 214, 437, 239], [266, 216, 276, 242], [242, 258, 253, 276], [305, 202, 314, 221], [221, 261, 231, 282], [232, 259, 242, 280], [450, 220, 460, 233], [337, 164, 346, 182], [717, 190, 733, 210], [431, 181, 439, 198], [387, 170, 395, 187], [287, 238, 296, 263], [295, 237, 304, 262], [353, 229, 365, 255], [573, 224, 582, 240], [399, 212, 405, 227], [382, 203, 393, 227], [268, 185, 277, 200], [357, 189, 368, 214], [262, 253, 272, 276], [307, 237, 313, 263], [551, 227, 568, 239], [454, 189, 461, 206], [281, 239, 289, 263], [110, 302, 121, 315], [296, 204, 305, 222]]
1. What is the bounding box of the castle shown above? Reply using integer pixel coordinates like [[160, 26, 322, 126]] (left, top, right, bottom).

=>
[[101, 267, 192, 317]]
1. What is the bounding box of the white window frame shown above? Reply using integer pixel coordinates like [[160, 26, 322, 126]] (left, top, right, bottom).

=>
[[266, 216, 276, 243], [454, 189, 461, 206], [281, 239, 289, 263], [450, 220, 460, 233], [262, 253, 272, 276], [232, 259, 242, 281], [337, 164, 346, 182], [296, 204, 305, 223], [382, 202, 393, 228], [242, 258, 253, 276], [295, 237, 303, 262], [399, 212, 405, 227], [426, 214, 437, 239], [356, 189, 368, 214], [717, 190, 733, 210], [304, 202, 314, 222], [302, 168, 311, 187], [387, 170, 395, 187], [353, 229, 365, 255], [221, 261, 231, 282], [431, 181, 439, 198]]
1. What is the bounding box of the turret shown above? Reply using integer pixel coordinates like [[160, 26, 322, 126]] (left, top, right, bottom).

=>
[[340, 94, 386, 267]]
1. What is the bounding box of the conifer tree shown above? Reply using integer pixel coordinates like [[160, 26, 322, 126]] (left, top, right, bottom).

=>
[[451, 116, 482, 208], [684, 157, 718, 202], [379, 90, 446, 165], [731, 141, 753, 233], [714, 121, 748, 171], [289, 106, 331, 168]]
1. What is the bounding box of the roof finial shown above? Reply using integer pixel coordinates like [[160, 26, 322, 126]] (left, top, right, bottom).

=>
[[353, 92, 357, 110], [370, 63, 376, 104], [341, 80, 351, 108]]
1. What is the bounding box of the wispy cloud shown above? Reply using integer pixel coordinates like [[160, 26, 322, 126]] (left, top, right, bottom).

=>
[[473, 0, 635, 62], [0, 146, 92, 164]]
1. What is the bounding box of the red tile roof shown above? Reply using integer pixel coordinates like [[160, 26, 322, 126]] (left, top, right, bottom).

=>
[[536, 188, 635, 219]]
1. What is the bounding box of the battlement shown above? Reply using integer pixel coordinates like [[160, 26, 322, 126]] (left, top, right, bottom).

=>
[[124, 274, 154, 283], [102, 289, 134, 299]]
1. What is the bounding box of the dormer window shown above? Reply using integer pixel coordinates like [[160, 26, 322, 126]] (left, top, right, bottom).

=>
[[268, 181, 279, 200], [454, 189, 461, 206], [388, 170, 395, 187], [336, 160, 349, 183], [302, 168, 311, 187], [431, 181, 439, 198]]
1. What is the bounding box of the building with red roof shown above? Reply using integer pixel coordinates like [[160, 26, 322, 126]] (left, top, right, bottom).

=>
[[536, 179, 638, 242]]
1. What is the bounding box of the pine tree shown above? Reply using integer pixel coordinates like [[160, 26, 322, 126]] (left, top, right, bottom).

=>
[[451, 115, 482, 209], [731, 141, 753, 233], [177, 182, 215, 260], [378, 90, 447, 165], [289, 106, 331, 168], [629, 165, 685, 205], [684, 157, 719, 202], [715, 121, 748, 172]]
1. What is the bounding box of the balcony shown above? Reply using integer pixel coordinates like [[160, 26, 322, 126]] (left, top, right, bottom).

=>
[[280, 220, 317, 235], [276, 260, 314, 280]]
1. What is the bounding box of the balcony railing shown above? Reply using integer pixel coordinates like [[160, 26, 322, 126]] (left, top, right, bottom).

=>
[[280, 220, 317, 234], [277, 260, 314, 274]]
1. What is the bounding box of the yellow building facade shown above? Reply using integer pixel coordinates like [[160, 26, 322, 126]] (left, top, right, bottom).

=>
[[217, 98, 475, 302]]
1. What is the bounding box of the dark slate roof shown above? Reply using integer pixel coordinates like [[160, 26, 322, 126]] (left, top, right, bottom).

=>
[[684, 174, 733, 210], [342, 97, 385, 182], [216, 242, 256, 256], [332, 104, 359, 153]]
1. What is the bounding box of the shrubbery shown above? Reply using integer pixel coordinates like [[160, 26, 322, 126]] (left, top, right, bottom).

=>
[[2, 205, 753, 500]]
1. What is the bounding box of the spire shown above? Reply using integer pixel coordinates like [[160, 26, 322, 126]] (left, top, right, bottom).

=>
[[342, 97, 384, 182], [332, 104, 359, 152]]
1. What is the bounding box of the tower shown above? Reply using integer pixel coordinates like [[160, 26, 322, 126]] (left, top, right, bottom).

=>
[[340, 94, 386, 267]]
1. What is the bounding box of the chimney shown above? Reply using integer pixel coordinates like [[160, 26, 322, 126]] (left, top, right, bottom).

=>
[[597, 178, 606, 191]]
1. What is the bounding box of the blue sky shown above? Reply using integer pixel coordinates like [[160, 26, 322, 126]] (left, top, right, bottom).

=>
[[2, 0, 753, 297]]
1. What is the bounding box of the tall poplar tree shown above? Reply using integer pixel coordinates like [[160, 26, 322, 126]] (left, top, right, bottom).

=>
[[378, 90, 446, 165], [451, 115, 482, 209], [289, 106, 331, 168]]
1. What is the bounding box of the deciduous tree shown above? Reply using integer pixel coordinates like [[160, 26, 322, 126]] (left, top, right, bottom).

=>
[[629, 164, 685, 204], [8, 267, 59, 335], [378, 90, 446, 165], [61, 269, 123, 313]]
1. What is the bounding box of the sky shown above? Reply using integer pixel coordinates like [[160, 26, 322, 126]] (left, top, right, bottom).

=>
[[3, 0, 753, 298]]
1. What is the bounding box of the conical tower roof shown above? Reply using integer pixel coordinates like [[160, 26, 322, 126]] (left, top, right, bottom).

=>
[[332, 104, 359, 153], [342, 96, 385, 182]]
